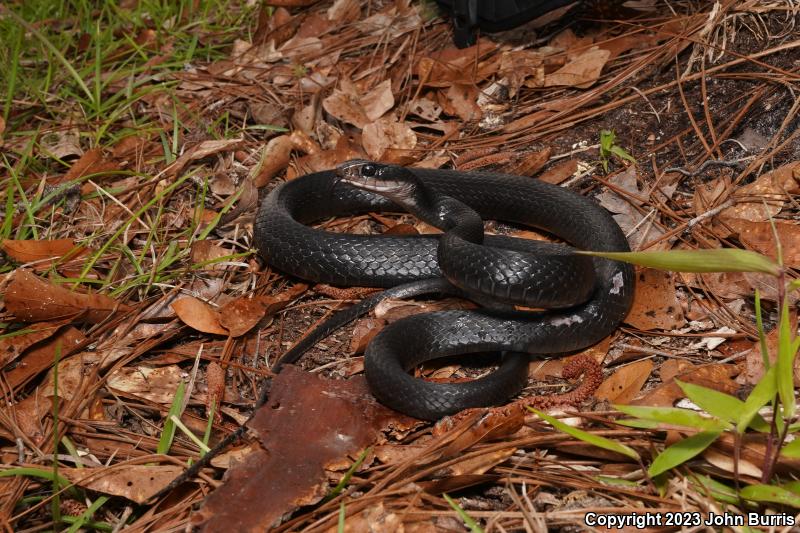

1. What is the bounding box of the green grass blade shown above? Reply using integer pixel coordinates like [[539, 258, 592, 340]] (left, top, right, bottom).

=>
[[325, 448, 370, 501], [530, 408, 640, 460], [4, 9, 94, 104], [443, 493, 484, 533], [66, 495, 109, 533], [579, 249, 780, 275], [648, 430, 721, 477], [676, 380, 742, 423], [157, 380, 186, 455]]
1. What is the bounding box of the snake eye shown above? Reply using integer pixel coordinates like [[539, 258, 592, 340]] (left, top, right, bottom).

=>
[[361, 164, 377, 177]]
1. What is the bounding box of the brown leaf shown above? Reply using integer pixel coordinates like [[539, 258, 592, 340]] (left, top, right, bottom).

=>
[[171, 296, 227, 335], [361, 117, 417, 160], [538, 158, 577, 185], [2, 240, 87, 268], [740, 310, 798, 385], [53, 147, 119, 185], [3, 326, 85, 390], [625, 268, 685, 330], [322, 89, 369, 129], [508, 147, 551, 177], [0, 319, 71, 367], [444, 83, 482, 122], [725, 218, 800, 268], [595, 359, 653, 404], [166, 138, 244, 179], [544, 48, 610, 88], [720, 161, 800, 221], [193, 367, 413, 531], [349, 317, 386, 354], [60, 465, 183, 504], [107, 365, 184, 404], [633, 363, 739, 406], [6, 270, 132, 324], [360, 79, 394, 122], [253, 135, 294, 187], [190, 240, 232, 270], [217, 296, 272, 338]]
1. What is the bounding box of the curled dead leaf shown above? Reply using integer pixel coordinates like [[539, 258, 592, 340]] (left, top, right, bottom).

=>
[[171, 296, 228, 335]]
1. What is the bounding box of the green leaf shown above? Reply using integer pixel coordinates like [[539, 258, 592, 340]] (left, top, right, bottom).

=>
[[740, 484, 800, 508], [610, 144, 636, 164], [614, 418, 659, 429], [615, 405, 729, 431], [325, 447, 371, 501], [776, 300, 796, 419], [578, 249, 780, 276], [648, 431, 721, 477], [737, 365, 777, 433], [157, 380, 186, 455], [676, 380, 742, 422], [530, 408, 640, 460], [781, 439, 800, 458], [789, 279, 800, 292], [66, 495, 109, 533], [754, 289, 770, 369], [690, 474, 739, 506]]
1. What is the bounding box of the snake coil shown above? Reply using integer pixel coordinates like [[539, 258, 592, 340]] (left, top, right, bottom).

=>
[[254, 162, 634, 420]]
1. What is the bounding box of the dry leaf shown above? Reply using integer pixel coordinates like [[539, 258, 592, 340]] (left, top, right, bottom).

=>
[[107, 365, 184, 404], [206, 361, 225, 421], [166, 138, 243, 178], [633, 364, 739, 406], [544, 48, 610, 88], [361, 117, 417, 160], [253, 135, 293, 186], [595, 359, 653, 404], [625, 268, 686, 330], [60, 466, 184, 504], [360, 79, 394, 122], [3, 326, 85, 390], [171, 296, 228, 335], [0, 319, 71, 367], [720, 161, 800, 221], [218, 295, 273, 337], [724, 218, 800, 267], [538, 158, 576, 184], [5, 270, 132, 323], [193, 367, 412, 531]]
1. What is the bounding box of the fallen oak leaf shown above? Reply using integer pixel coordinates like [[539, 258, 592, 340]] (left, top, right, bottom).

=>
[[2, 239, 87, 268], [595, 359, 654, 404], [5, 270, 132, 324], [171, 296, 227, 335], [60, 465, 184, 504]]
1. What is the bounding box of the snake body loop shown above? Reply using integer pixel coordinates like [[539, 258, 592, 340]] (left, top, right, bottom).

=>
[[254, 164, 634, 420]]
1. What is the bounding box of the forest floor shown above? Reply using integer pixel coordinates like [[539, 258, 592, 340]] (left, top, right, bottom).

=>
[[2, 0, 800, 531]]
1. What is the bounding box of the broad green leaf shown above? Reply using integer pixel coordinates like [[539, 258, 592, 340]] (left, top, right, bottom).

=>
[[677, 380, 742, 422], [782, 480, 800, 494], [615, 405, 729, 431], [578, 249, 780, 276], [740, 484, 800, 508], [610, 144, 636, 164], [614, 418, 659, 429], [781, 439, 800, 458], [530, 408, 640, 460], [676, 380, 770, 433], [737, 365, 777, 433], [648, 430, 721, 477], [789, 279, 800, 292], [776, 300, 796, 419]]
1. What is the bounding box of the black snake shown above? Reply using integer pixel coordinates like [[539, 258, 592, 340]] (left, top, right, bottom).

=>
[[254, 160, 634, 420]]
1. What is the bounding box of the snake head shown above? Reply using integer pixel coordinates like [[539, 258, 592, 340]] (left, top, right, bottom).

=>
[[336, 160, 418, 201]]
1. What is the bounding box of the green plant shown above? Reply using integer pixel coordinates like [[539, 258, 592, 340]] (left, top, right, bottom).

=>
[[599, 130, 636, 173], [534, 246, 800, 511]]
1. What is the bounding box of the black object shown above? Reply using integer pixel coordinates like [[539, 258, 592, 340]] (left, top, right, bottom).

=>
[[436, 0, 580, 47]]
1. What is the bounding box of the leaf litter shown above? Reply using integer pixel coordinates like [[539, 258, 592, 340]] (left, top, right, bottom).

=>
[[2, 0, 800, 530]]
